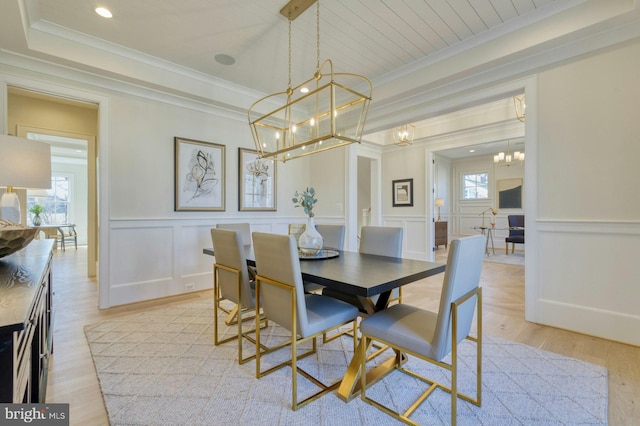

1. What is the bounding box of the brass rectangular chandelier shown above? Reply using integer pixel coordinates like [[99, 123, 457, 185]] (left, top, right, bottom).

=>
[[248, 0, 372, 162]]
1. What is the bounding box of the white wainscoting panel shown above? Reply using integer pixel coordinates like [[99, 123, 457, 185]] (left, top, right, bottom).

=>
[[109, 223, 176, 306], [180, 223, 218, 277], [107, 217, 323, 307], [534, 220, 640, 346], [110, 225, 174, 285], [382, 217, 428, 260], [406, 220, 427, 257]]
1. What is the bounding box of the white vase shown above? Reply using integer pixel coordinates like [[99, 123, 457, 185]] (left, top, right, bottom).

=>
[[298, 217, 323, 255]]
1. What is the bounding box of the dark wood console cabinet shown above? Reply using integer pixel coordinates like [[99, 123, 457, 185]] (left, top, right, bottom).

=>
[[0, 240, 54, 403], [435, 221, 448, 249]]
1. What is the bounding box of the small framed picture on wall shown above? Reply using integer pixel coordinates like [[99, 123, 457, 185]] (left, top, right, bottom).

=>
[[392, 178, 413, 207]]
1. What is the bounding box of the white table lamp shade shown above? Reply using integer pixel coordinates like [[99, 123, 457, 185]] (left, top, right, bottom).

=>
[[435, 198, 444, 207], [0, 135, 51, 223]]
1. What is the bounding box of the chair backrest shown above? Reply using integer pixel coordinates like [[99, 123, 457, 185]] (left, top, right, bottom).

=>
[[359, 226, 403, 257], [316, 224, 345, 250], [252, 232, 310, 337], [431, 234, 485, 361], [216, 222, 251, 246], [288, 223, 306, 246], [507, 215, 525, 237], [210, 228, 254, 308]]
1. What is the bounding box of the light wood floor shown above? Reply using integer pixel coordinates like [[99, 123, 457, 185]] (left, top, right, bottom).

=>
[[47, 247, 639, 425]]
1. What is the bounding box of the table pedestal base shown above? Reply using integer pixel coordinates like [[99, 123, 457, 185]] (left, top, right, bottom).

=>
[[337, 339, 407, 402]]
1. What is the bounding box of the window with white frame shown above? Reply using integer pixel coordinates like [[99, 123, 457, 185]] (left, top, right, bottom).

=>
[[27, 174, 73, 225], [462, 172, 488, 200]]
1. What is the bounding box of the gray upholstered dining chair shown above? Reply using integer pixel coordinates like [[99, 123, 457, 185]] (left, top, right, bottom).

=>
[[252, 232, 359, 410], [316, 224, 345, 250], [359, 234, 485, 425], [216, 222, 251, 246], [210, 228, 266, 364], [323, 226, 404, 307], [359, 225, 403, 257], [360, 226, 403, 304], [321, 225, 403, 343], [215, 222, 256, 308]]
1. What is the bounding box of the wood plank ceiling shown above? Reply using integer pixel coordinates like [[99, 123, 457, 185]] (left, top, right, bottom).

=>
[[25, 0, 561, 96]]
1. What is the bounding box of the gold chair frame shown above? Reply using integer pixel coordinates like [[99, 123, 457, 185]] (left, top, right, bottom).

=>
[[213, 263, 268, 364], [255, 274, 358, 410], [360, 287, 482, 426], [215, 267, 259, 327]]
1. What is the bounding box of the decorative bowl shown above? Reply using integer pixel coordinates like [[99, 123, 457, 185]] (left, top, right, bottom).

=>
[[0, 227, 39, 258]]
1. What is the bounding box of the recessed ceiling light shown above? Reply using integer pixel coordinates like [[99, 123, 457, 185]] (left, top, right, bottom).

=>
[[95, 7, 113, 18], [300, 87, 309, 93], [214, 54, 235, 66], [469, 149, 475, 153]]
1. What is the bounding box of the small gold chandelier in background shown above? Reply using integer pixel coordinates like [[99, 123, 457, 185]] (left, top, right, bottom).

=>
[[392, 124, 415, 146], [513, 94, 526, 122], [494, 140, 524, 166], [248, 0, 372, 162]]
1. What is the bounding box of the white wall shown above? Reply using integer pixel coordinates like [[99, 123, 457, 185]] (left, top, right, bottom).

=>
[[104, 90, 319, 306], [52, 162, 88, 245], [532, 39, 640, 345], [357, 156, 371, 233], [308, 147, 345, 221], [380, 144, 428, 259]]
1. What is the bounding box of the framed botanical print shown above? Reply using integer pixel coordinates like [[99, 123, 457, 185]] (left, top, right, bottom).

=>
[[174, 137, 225, 211], [392, 178, 413, 207], [238, 148, 277, 211]]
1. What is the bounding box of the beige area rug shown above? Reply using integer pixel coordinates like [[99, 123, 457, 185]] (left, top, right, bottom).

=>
[[85, 299, 607, 425]]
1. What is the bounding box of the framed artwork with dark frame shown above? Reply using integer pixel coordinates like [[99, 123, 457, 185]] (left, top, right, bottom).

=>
[[174, 137, 225, 211], [238, 148, 277, 211], [392, 178, 414, 207]]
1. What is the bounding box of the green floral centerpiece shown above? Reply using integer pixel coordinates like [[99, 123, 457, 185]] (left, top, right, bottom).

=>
[[292, 187, 323, 255], [292, 187, 317, 217]]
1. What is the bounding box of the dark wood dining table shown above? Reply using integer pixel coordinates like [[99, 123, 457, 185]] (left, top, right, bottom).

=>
[[202, 246, 446, 401]]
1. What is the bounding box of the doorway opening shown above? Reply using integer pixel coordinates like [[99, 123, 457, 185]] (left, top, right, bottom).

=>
[[8, 87, 99, 277]]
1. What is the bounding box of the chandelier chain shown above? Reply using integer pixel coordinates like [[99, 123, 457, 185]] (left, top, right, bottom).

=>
[[288, 13, 292, 90], [316, 1, 320, 71]]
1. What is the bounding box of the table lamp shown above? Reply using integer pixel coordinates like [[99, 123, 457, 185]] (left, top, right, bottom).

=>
[[480, 207, 498, 228], [435, 198, 444, 222], [0, 134, 51, 224]]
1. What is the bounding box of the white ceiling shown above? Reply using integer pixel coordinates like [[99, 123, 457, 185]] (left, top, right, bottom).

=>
[[17, 0, 568, 96], [1, 0, 638, 154]]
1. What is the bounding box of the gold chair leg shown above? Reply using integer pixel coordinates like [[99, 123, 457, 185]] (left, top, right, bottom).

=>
[[255, 275, 359, 410], [359, 288, 482, 425]]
